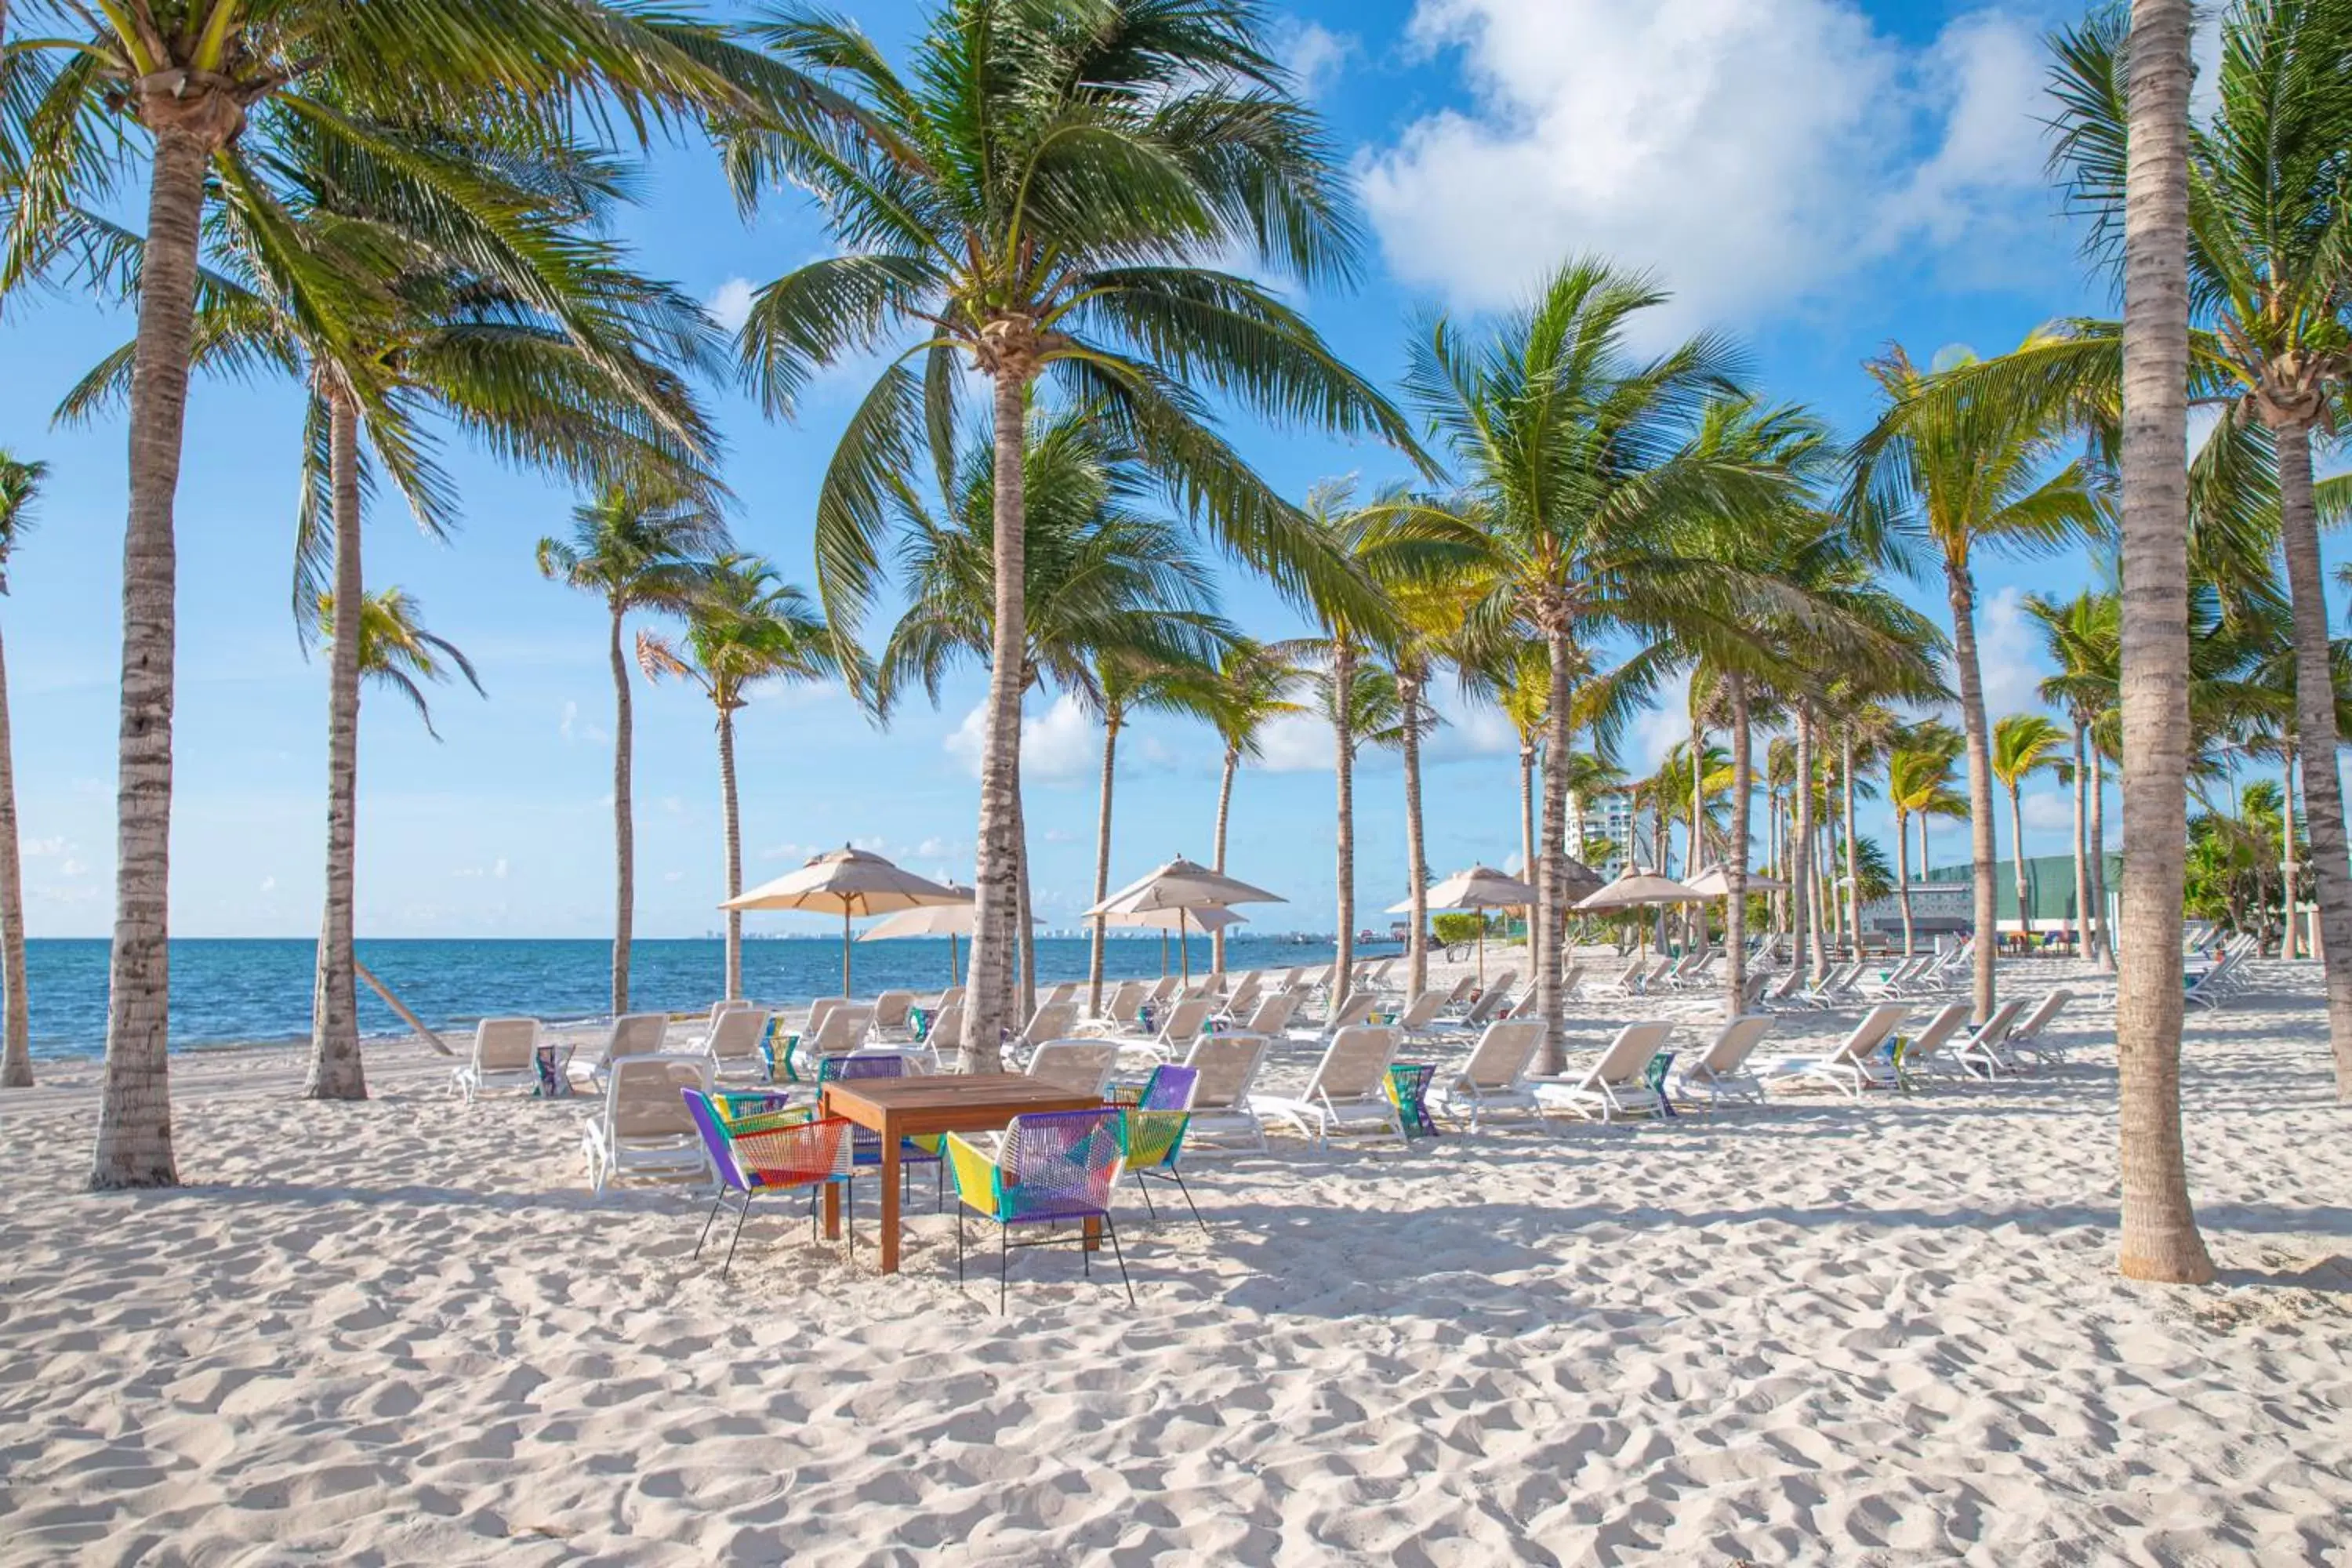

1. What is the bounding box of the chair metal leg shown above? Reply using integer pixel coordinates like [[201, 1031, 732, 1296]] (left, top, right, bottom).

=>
[[999, 1225, 1009, 1314], [1171, 1170, 1208, 1236], [1103, 1214, 1135, 1307], [1131, 1167, 1160, 1220], [955, 1210, 965, 1286], [695, 1189, 729, 1259], [720, 1192, 753, 1281]]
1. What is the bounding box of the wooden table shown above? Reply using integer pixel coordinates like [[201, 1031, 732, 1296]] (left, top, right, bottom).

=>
[[818, 1073, 1105, 1274]]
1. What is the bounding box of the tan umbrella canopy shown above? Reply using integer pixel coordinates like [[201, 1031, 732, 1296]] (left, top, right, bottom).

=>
[[1573, 869, 1703, 912], [1085, 856, 1284, 984], [726, 845, 965, 995], [1105, 905, 1247, 979], [856, 884, 998, 987], [1683, 864, 1787, 897], [1386, 864, 1534, 982], [1557, 856, 1609, 901]]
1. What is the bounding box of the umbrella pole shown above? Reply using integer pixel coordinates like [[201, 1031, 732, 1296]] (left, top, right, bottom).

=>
[[842, 909, 852, 997], [1160, 931, 1167, 978], [1180, 908, 1191, 987], [1477, 920, 1485, 986], [951, 931, 960, 988]]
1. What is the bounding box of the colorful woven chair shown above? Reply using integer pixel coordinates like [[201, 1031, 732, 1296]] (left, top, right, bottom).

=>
[[1117, 1065, 1206, 1233], [946, 1108, 1133, 1312], [681, 1088, 852, 1279], [815, 1054, 947, 1207]]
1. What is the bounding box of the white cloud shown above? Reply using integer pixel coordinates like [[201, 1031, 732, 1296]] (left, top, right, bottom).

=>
[[944, 692, 1100, 784], [21, 837, 67, 858], [1358, 1, 2060, 328], [1424, 681, 1519, 763], [59, 858, 85, 878], [913, 836, 963, 858], [2023, 789, 2077, 833], [706, 277, 757, 332], [1252, 710, 1334, 774], [560, 700, 576, 741], [1276, 20, 1356, 100], [259, 875, 276, 893], [492, 857, 509, 882], [1974, 584, 2053, 721]]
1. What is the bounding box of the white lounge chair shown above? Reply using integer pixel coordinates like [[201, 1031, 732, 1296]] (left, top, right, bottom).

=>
[[1319, 990, 1380, 1040], [701, 1005, 773, 1084], [1438, 976, 1520, 1034], [1668, 1014, 1774, 1110], [1009, 1000, 1080, 1065], [1249, 1025, 1404, 1147], [2005, 989, 2078, 1069], [1238, 988, 1304, 1039], [1534, 1021, 1677, 1123], [1896, 1001, 1973, 1087], [1119, 994, 1214, 1065], [1179, 1031, 1273, 1153], [580, 1011, 671, 1089], [871, 989, 916, 1033], [1957, 997, 2029, 1079], [583, 1053, 713, 1195], [1026, 1039, 1119, 1098], [1390, 988, 1449, 1040], [1428, 1018, 1549, 1132], [790, 1003, 876, 1083], [452, 1016, 540, 1103], [1763, 1002, 1907, 1101]]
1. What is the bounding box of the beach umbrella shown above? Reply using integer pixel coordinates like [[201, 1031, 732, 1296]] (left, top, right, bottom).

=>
[[725, 845, 964, 995], [1102, 904, 1247, 978], [859, 891, 1044, 985], [1387, 864, 1534, 983], [1573, 869, 1703, 911], [1085, 856, 1284, 985], [1556, 856, 1608, 901], [1683, 864, 1786, 898]]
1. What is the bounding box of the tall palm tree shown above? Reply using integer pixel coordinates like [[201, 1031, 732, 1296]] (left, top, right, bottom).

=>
[[1202, 640, 1304, 976], [60, 115, 718, 1105], [0, 451, 42, 1090], [1991, 713, 2067, 939], [1392, 262, 1803, 1073], [2026, 588, 2122, 967], [639, 556, 847, 1000], [538, 488, 731, 1016], [1887, 723, 1965, 957], [1388, 572, 1479, 996], [1850, 345, 2101, 1022], [731, 1, 1421, 1061], [324, 586, 484, 738], [878, 403, 1229, 1045], [1307, 649, 1407, 981], [1084, 652, 1223, 1011], [2, 0, 824, 1189]]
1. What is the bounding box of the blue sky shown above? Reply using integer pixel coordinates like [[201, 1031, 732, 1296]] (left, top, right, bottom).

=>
[[0, 0, 2307, 938]]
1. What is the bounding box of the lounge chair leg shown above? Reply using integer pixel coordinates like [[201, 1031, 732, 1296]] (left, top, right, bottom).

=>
[[696, 1190, 729, 1259], [1104, 1214, 1135, 1307], [1171, 1171, 1208, 1236], [1000, 1225, 1009, 1314], [1131, 1168, 1160, 1221], [721, 1192, 753, 1281], [955, 1211, 964, 1287]]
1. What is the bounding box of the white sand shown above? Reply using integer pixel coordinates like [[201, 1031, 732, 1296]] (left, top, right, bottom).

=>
[[2, 956, 2348, 1564]]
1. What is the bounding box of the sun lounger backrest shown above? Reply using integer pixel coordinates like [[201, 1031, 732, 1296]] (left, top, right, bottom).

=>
[[1588, 1021, 1674, 1087], [1225, 975, 1262, 1014], [1102, 979, 1147, 1022], [1303, 964, 1332, 989], [929, 1003, 965, 1053], [934, 985, 966, 1013], [872, 990, 915, 1029], [608, 1054, 710, 1138], [1309, 1025, 1400, 1100], [1278, 967, 1304, 990], [1022, 1000, 1079, 1045], [706, 1007, 771, 1061], [1832, 1003, 1908, 1065], [1396, 989, 1446, 1030], [1443, 974, 1478, 1006], [1484, 967, 1519, 1003], [1245, 989, 1301, 1036], [806, 996, 842, 1037], [608, 1012, 670, 1061], [1027, 1040, 1118, 1097], [2011, 989, 2071, 1040], [1326, 991, 1378, 1034], [1905, 1001, 1971, 1059], [1465, 1019, 1544, 1088], [1157, 996, 1213, 1045], [1147, 976, 1181, 1003], [1700, 1014, 1773, 1073], [474, 1017, 539, 1073], [1967, 996, 2027, 1048], [1183, 1032, 1270, 1110], [808, 1004, 873, 1057]]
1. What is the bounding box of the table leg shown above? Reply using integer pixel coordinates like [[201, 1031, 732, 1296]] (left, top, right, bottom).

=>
[[879, 1122, 903, 1274], [822, 1181, 841, 1241], [1081, 1214, 1102, 1253]]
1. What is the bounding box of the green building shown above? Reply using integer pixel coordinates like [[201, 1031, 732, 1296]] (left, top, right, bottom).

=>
[[1922, 852, 2123, 930]]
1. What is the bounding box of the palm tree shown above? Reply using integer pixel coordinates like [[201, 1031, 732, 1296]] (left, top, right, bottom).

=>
[[1991, 714, 2067, 939], [538, 488, 731, 1016], [2, 0, 823, 1190], [1084, 653, 1222, 1011], [731, 1, 1420, 1061], [325, 586, 484, 739], [0, 451, 43, 1090], [1306, 650, 1408, 984], [1887, 724, 1965, 956], [1392, 261, 1803, 1073], [59, 114, 718, 1105], [1388, 572, 1479, 996], [1201, 640, 1305, 976], [878, 403, 1229, 1045], [1850, 345, 2101, 1022], [2026, 588, 2121, 967], [639, 556, 847, 1000]]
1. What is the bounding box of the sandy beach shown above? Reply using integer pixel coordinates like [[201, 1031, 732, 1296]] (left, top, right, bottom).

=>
[[2, 955, 2347, 1565]]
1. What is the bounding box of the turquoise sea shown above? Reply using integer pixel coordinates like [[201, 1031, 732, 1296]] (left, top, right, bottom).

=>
[[15, 935, 1377, 1060]]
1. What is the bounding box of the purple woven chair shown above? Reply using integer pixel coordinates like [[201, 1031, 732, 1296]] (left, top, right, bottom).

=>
[[945, 1107, 1132, 1311], [815, 1053, 946, 1207], [681, 1088, 852, 1279], [1119, 1064, 1206, 1233]]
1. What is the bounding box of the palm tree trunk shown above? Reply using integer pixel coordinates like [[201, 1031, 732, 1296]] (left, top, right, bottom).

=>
[[1687, 710, 1705, 949], [1401, 671, 1428, 998], [1791, 711, 1816, 985], [1211, 748, 1236, 975], [1895, 808, 1916, 956], [2090, 744, 2112, 968], [1331, 646, 1356, 1018], [1535, 627, 1573, 1073], [717, 705, 742, 1000], [2113, 0, 2215, 1281], [1519, 742, 1536, 956], [1724, 673, 1751, 1014], [2070, 724, 2090, 958], [966, 369, 1031, 1072], [1014, 778, 1036, 1025], [0, 613, 30, 1089], [1842, 730, 1861, 954], [305, 385, 366, 1101], [1768, 786, 1784, 938], [2274, 422, 2352, 1099], [608, 601, 633, 1016], [1088, 710, 1120, 1012], [1945, 564, 2000, 1025], [95, 121, 216, 1190], [2282, 749, 2300, 960], [2009, 782, 2034, 940]]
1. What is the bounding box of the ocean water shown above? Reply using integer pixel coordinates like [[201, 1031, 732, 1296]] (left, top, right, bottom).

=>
[[15, 935, 1380, 1059]]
